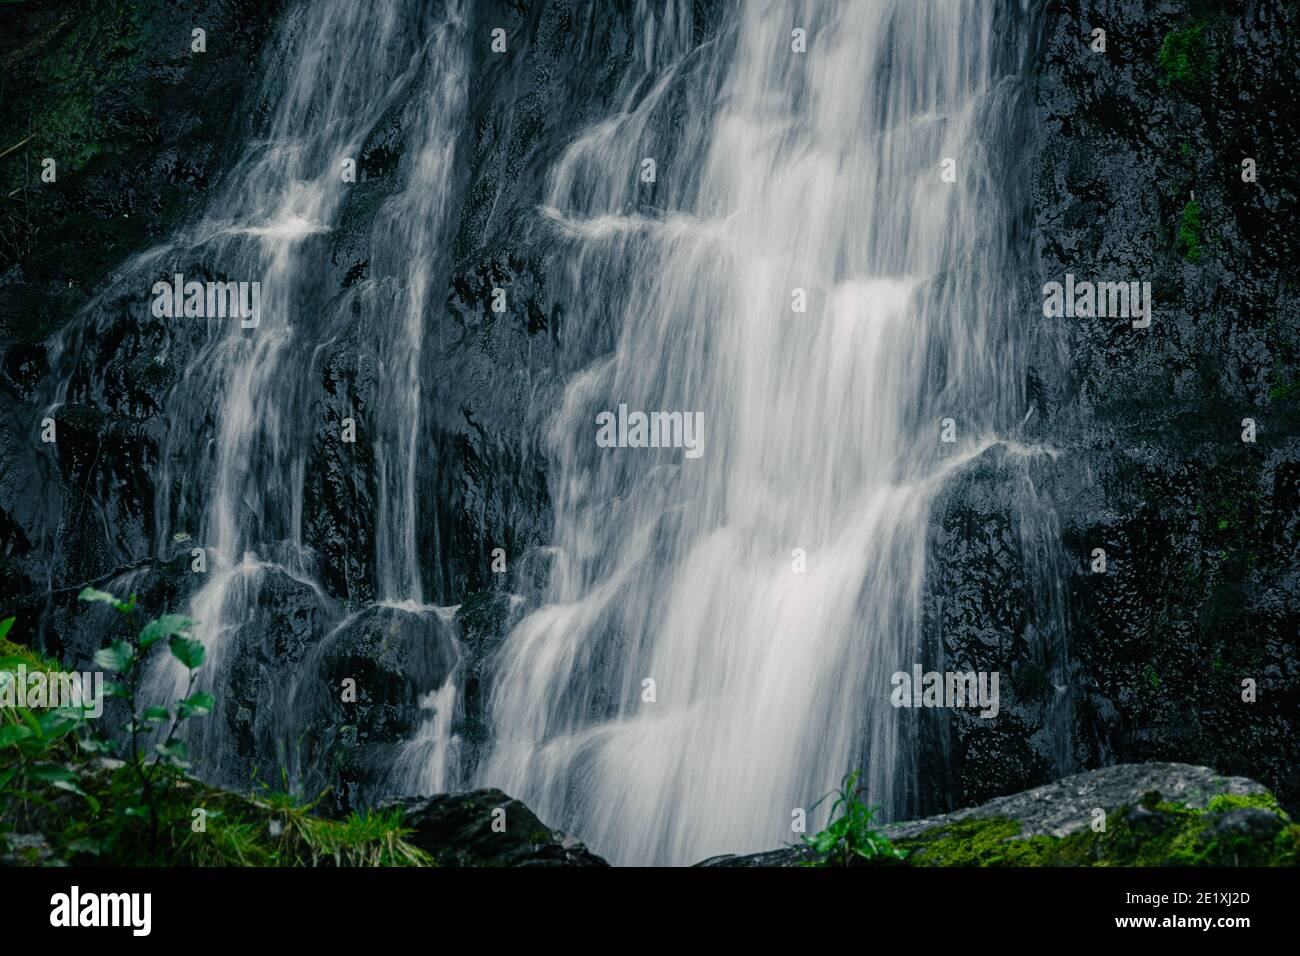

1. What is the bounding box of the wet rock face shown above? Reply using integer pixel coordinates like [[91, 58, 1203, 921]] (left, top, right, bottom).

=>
[[920, 450, 1071, 815], [0, 0, 673, 698], [924, 0, 1300, 816], [0, 0, 288, 341], [217, 568, 333, 773], [301, 322, 379, 605], [314, 605, 460, 746], [1040, 0, 1300, 812], [0, 0, 671, 813], [280, 603, 462, 810], [0, 0, 288, 641]]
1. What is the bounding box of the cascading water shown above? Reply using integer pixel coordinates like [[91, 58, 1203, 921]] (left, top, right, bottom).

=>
[[104, 0, 469, 785], [477, 0, 1055, 865]]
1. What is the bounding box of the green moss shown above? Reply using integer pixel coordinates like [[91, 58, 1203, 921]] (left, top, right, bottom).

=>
[[24, 4, 148, 177], [1207, 792, 1287, 816], [1175, 198, 1204, 262], [897, 818, 1062, 866], [1143, 663, 1162, 689], [897, 791, 1300, 867], [1158, 20, 1217, 89], [1268, 371, 1299, 401]]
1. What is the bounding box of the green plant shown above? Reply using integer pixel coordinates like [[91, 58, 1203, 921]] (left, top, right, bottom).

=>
[[802, 771, 907, 866], [1175, 198, 1204, 262], [1158, 21, 1216, 89], [1, 593, 431, 866], [0, 615, 89, 831], [1, 588, 207, 861]]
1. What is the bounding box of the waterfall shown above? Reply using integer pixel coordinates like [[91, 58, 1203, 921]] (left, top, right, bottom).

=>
[[478, 0, 1047, 865], [126, 0, 468, 782], [36, 0, 1069, 863]]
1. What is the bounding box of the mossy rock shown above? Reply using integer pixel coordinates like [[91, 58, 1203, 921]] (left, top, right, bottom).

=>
[[898, 794, 1297, 867], [699, 763, 1298, 867]]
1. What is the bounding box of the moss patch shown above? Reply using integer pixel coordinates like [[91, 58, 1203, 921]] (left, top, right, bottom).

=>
[[898, 792, 1298, 866], [1175, 198, 1204, 262], [1158, 20, 1217, 89]]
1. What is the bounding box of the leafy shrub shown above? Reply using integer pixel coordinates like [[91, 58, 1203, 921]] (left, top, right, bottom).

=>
[[1, 590, 429, 866]]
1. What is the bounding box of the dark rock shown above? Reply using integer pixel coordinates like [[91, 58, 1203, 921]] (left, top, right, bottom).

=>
[[274, 602, 460, 811], [314, 604, 459, 744], [1033, 0, 1300, 816], [385, 788, 608, 867], [0, 0, 287, 662], [695, 847, 814, 868]]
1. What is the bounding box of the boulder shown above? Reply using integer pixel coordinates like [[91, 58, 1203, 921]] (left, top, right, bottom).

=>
[[385, 788, 608, 867]]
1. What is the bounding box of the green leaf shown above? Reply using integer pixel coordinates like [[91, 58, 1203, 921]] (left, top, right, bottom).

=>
[[138, 614, 193, 650], [141, 707, 171, 723], [65, 836, 104, 856], [51, 778, 89, 798], [168, 634, 205, 670], [178, 692, 214, 718], [93, 639, 135, 673], [36, 710, 80, 739], [28, 762, 77, 783], [0, 725, 34, 747], [0, 616, 13, 641], [77, 587, 134, 614], [155, 740, 189, 766]]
